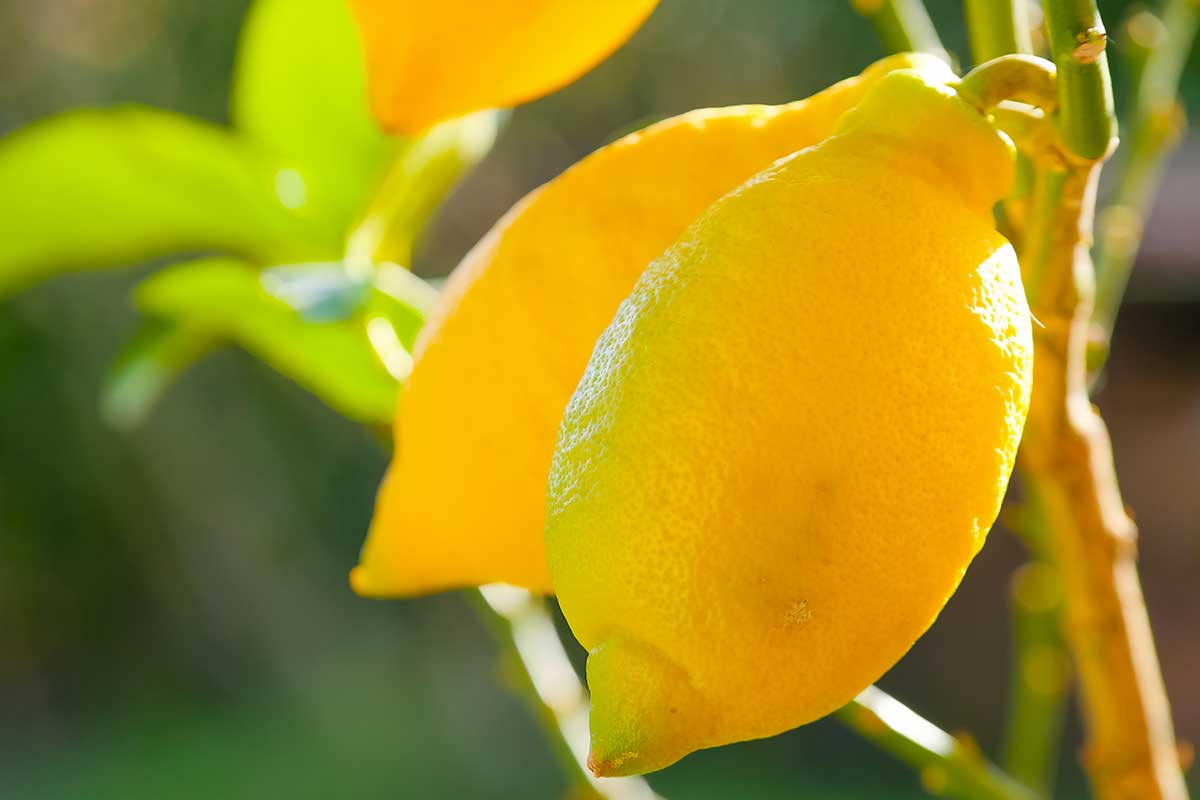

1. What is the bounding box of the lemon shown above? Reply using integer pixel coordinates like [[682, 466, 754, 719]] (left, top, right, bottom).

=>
[[352, 55, 941, 598], [350, 0, 660, 134], [546, 68, 1033, 776]]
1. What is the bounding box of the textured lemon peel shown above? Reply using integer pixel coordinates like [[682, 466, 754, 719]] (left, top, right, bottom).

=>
[[586, 631, 727, 777], [354, 55, 943, 598], [547, 64, 1033, 775], [350, 0, 659, 134]]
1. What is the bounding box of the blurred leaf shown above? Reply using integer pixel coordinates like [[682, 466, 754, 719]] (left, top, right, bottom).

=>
[[232, 0, 400, 229], [261, 260, 437, 380], [101, 320, 219, 431], [136, 259, 400, 424], [346, 111, 503, 264], [0, 108, 342, 296]]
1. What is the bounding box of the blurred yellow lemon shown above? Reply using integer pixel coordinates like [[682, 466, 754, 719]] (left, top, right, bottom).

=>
[[352, 55, 943, 597], [546, 67, 1033, 776], [350, 0, 659, 134]]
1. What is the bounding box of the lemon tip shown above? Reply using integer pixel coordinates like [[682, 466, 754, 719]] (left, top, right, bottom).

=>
[[586, 748, 640, 778], [348, 565, 374, 596]]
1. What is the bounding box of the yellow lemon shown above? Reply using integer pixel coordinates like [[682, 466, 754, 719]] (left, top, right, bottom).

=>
[[352, 55, 944, 597], [546, 68, 1033, 776], [349, 0, 659, 134]]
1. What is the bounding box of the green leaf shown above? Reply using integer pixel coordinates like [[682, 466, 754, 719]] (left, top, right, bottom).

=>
[[136, 258, 401, 424], [0, 107, 342, 296], [101, 320, 219, 431], [232, 0, 400, 229]]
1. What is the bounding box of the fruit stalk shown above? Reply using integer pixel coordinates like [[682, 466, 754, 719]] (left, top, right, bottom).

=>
[[957, 55, 1058, 113], [1017, 155, 1189, 798], [963, 0, 1033, 61], [836, 688, 1036, 800], [849, 0, 946, 60], [473, 586, 661, 800], [1091, 0, 1199, 351]]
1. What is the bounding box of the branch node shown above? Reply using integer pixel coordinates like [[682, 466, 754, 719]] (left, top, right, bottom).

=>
[[1072, 28, 1108, 64]]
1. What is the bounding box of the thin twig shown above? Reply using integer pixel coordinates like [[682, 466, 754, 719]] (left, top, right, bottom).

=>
[[850, 0, 948, 60], [836, 687, 1036, 799], [474, 586, 661, 800], [999, 543, 1070, 795], [345, 112, 500, 268], [1092, 0, 1199, 349], [1040, 0, 1117, 160], [964, 0, 1033, 62], [478, 584, 1037, 799]]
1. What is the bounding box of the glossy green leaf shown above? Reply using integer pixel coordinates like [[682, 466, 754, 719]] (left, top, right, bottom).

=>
[[0, 108, 342, 296], [232, 0, 400, 229], [136, 258, 401, 424], [101, 320, 219, 431]]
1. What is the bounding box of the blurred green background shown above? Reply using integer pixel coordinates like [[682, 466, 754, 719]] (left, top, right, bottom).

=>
[[0, 1, 1197, 797]]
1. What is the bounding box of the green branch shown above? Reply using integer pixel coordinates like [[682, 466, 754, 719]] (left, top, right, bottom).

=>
[[964, 0, 1033, 62], [1092, 0, 1199, 347], [836, 687, 1036, 799], [1020, 167, 1069, 311], [1041, 0, 1118, 160], [999, 502, 1070, 797], [851, 0, 947, 59]]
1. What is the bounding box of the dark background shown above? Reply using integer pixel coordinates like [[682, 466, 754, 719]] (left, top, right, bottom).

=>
[[0, 1, 1196, 797]]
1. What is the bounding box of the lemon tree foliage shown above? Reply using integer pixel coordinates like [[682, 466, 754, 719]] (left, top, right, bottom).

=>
[[0, 109, 336, 296], [0, 0, 491, 427], [102, 320, 221, 431], [232, 0, 401, 233], [133, 259, 404, 425]]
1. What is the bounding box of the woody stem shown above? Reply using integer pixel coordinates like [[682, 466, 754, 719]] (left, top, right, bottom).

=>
[[1016, 147, 1188, 799]]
